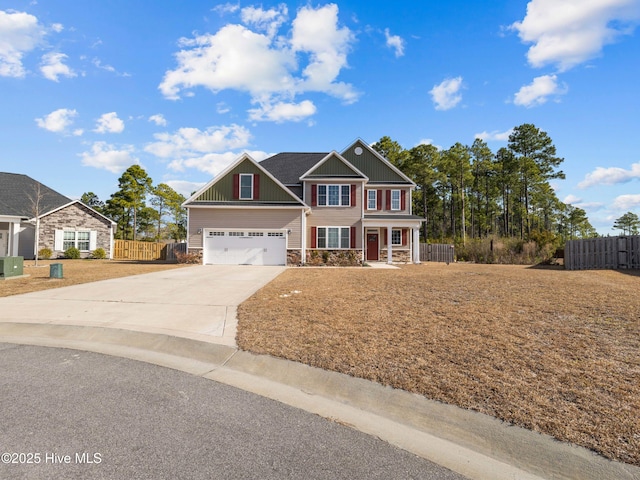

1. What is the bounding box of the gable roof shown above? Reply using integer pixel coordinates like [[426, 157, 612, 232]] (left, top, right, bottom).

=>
[[300, 151, 368, 180], [183, 153, 308, 207], [259, 153, 328, 185], [341, 139, 415, 185], [37, 200, 116, 225], [0, 172, 71, 218]]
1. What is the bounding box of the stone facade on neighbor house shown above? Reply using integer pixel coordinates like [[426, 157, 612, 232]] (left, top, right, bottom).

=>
[[39, 202, 114, 259], [183, 139, 424, 266], [0, 172, 115, 259]]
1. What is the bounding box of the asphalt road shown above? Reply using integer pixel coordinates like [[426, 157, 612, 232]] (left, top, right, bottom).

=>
[[0, 343, 468, 480]]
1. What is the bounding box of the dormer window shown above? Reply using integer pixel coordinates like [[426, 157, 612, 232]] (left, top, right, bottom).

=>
[[240, 174, 253, 200]]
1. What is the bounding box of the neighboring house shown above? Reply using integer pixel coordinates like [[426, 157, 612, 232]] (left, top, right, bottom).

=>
[[0, 173, 115, 259], [183, 139, 423, 265]]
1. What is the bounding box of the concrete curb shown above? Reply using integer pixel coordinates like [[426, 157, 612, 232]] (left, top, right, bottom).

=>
[[1, 322, 638, 480]]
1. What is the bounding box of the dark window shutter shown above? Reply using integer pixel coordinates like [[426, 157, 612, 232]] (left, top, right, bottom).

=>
[[377, 190, 382, 210], [402, 229, 407, 246], [253, 174, 260, 199], [232, 174, 239, 199], [386, 190, 391, 210], [311, 184, 317, 206], [350, 226, 356, 248], [401, 190, 406, 210], [382, 228, 387, 245], [310, 226, 317, 248], [350, 184, 356, 206]]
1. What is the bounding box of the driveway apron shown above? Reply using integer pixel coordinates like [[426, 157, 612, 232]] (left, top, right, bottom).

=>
[[0, 265, 285, 347]]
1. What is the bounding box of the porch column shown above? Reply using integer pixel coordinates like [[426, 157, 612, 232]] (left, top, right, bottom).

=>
[[387, 226, 393, 264], [10, 221, 20, 256], [413, 228, 421, 264]]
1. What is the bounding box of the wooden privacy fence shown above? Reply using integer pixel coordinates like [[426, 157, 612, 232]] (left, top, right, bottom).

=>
[[420, 243, 455, 263], [113, 240, 187, 261], [565, 235, 640, 270]]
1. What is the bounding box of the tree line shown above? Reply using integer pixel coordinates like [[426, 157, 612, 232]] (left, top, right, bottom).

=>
[[372, 123, 599, 246], [82, 165, 187, 242]]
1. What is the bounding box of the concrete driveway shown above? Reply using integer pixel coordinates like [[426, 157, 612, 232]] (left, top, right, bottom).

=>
[[0, 265, 285, 346]]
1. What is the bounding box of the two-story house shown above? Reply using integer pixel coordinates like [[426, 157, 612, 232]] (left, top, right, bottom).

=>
[[183, 139, 423, 265]]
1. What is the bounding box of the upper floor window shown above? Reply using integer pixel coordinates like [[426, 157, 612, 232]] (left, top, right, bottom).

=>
[[318, 184, 351, 206], [391, 190, 401, 210], [367, 190, 377, 210], [240, 174, 253, 200]]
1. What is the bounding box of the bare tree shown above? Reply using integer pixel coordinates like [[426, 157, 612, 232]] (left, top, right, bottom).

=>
[[27, 183, 46, 266]]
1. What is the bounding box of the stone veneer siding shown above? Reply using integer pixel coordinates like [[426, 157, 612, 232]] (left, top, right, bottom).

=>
[[39, 203, 113, 259]]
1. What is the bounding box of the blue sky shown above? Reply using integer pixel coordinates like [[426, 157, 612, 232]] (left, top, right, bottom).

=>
[[1, 0, 639, 234]]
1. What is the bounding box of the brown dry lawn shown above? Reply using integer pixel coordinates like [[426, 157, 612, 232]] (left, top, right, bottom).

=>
[[0, 259, 188, 297], [237, 263, 640, 466]]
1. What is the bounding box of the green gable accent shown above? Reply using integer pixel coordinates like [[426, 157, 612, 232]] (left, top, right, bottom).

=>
[[193, 158, 297, 203], [304, 153, 365, 178], [342, 140, 408, 183]]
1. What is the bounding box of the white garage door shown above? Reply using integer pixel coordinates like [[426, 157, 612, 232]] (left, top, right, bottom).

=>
[[203, 230, 287, 265]]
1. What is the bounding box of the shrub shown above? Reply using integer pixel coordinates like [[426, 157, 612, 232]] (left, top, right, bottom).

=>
[[91, 248, 107, 259], [175, 251, 201, 264], [38, 247, 52, 260], [64, 247, 81, 259]]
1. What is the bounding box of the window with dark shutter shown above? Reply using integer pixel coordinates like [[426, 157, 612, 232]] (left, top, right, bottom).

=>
[[311, 184, 317, 206]]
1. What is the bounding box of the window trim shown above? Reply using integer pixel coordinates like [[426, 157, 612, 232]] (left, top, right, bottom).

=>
[[367, 190, 377, 210], [391, 189, 401, 211], [62, 230, 93, 251], [391, 229, 402, 246], [317, 184, 351, 207], [316, 226, 351, 249], [239, 173, 254, 200]]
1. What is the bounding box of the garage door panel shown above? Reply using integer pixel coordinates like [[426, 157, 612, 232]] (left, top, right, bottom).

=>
[[204, 230, 286, 265]]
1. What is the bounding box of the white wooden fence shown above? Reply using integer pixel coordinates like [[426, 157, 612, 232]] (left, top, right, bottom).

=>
[[565, 235, 640, 270]]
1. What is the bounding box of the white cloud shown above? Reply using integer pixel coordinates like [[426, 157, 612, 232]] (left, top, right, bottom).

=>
[[513, 74, 567, 107], [94, 112, 125, 134], [578, 162, 640, 188], [563, 194, 582, 204], [613, 194, 640, 210], [40, 52, 76, 81], [51, 23, 64, 33], [217, 102, 231, 114], [248, 99, 316, 122], [290, 4, 356, 101], [159, 4, 357, 122], [145, 124, 251, 159], [415, 138, 443, 150], [35, 108, 78, 133], [511, 0, 640, 71], [92, 58, 130, 77], [474, 129, 513, 141], [79, 142, 138, 173], [213, 3, 240, 15], [429, 76, 463, 111], [384, 28, 405, 57], [165, 180, 206, 198], [241, 4, 288, 38], [149, 114, 167, 126], [168, 150, 270, 176], [0, 10, 44, 77]]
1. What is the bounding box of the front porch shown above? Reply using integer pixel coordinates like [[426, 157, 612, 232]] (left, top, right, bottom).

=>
[[362, 216, 423, 264]]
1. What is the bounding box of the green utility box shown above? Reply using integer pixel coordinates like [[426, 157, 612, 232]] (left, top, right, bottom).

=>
[[50, 263, 63, 279], [0, 256, 24, 278]]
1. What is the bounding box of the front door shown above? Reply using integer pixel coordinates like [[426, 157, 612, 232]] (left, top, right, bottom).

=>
[[0, 231, 8, 256], [366, 233, 379, 261]]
